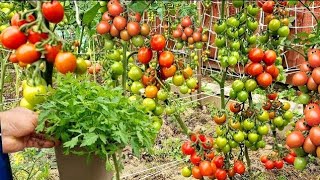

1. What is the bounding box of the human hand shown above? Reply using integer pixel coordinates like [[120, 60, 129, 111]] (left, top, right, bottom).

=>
[[0, 107, 59, 153]]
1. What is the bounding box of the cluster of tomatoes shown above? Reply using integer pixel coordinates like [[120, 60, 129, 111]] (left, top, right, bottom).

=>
[[260, 155, 284, 170], [285, 103, 320, 170], [96, 0, 150, 43], [245, 48, 283, 88], [171, 16, 207, 50], [229, 79, 257, 103], [292, 49, 320, 104], [180, 134, 246, 180]]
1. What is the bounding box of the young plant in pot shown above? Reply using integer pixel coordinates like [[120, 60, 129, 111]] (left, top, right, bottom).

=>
[[36, 75, 157, 180]]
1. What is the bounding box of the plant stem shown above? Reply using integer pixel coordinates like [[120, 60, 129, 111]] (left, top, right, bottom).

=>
[[112, 153, 120, 180], [0, 53, 10, 111], [244, 146, 251, 175], [220, 69, 227, 109], [14, 64, 20, 99], [173, 113, 190, 135], [78, 26, 85, 53], [221, 0, 226, 19], [122, 41, 128, 94]]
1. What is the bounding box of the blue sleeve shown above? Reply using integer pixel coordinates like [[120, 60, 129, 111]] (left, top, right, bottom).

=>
[[0, 136, 13, 180]]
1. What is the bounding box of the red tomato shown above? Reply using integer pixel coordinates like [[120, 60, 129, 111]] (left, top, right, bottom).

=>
[[263, 50, 277, 65], [199, 161, 214, 176], [292, 72, 308, 86], [0, 26, 27, 49], [257, 72, 273, 87], [42, 0, 65, 23], [11, 13, 35, 27], [303, 136, 317, 154], [234, 161, 245, 174], [150, 34, 166, 51], [308, 52, 320, 68], [308, 48, 320, 57], [16, 43, 41, 64], [248, 62, 263, 76], [108, 1, 124, 17], [267, 92, 277, 100], [190, 133, 198, 143], [309, 126, 320, 146], [159, 51, 174, 67], [138, 47, 153, 64], [28, 29, 48, 44], [113, 16, 127, 31], [192, 166, 203, 179], [264, 160, 274, 169], [286, 131, 305, 148], [260, 155, 268, 163], [205, 152, 215, 160], [126, 21, 141, 36], [181, 141, 195, 155], [304, 105, 320, 126], [181, 16, 192, 27], [262, 1, 275, 13], [102, 12, 113, 21], [45, 43, 62, 63], [9, 53, 18, 63], [190, 153, 202, 165], [307, 77, 318, 91], [215, 169, 227, 180], [248, 48, 264, 63], [54, 52, 77, 74], [295, 118, 310, 132], [229, 102, 241, 113], [96, 21, 111, 34], [265, 64, 279, 79], [283, 154, 295, 164], [311, 67, 320, 84], [274, 160, 284, 169], [300, 61, 311, 72], [213, 156, 224, 168], [202, 137, 214, 150], [161, 65, 176, 78]]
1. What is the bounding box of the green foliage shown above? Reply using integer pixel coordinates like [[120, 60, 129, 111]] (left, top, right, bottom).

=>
[[128, 1, 149, 14], [36, 74, 157, 159], [82, 2, 101, 26], [11, 149, 53, 180]]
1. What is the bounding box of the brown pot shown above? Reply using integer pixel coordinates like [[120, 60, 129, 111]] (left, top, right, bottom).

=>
[[55, 146, 113, 180]]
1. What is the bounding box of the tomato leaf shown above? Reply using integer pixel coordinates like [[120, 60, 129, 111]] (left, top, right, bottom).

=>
[[81, 133, 99, 147], [64, 136, 79, 149], [128, 1, 149, 14], [82, 3, 100, 26]]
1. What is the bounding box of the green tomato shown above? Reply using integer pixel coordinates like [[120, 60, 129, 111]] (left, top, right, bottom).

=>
[[229, 140, 239, 148], [111, 62, 124, 76], [238, 13, 247, 24], [173, 74, 185, 86], [228, 56, 238, 67], [283, 110, 294, 120], [75, 58, 88, 75], [107, 50, 121, 61], [143, 98, 156, 111], [238, 27, 245, 36], [157, 89, 168, 101], [213, 21, 227, 34], [218, 48, 227, 56], [231, 51, 240, 60], [233, 0, 244, 8], [216, 136, 228, 148], [244, 140, 252, 147], [294, 147, 308, 157], [104, 39, 114, 50], [275, 57, 283, 65], [248, 35, 257, 44], [131, 81, 144, 94], [128, 66, 142, 81], [131, 35, 144, 47], [220, 56, 229, 68], [245, 79, 257, 92], [227, 17, 240, 27], [227, 28, 239, 39], [258, 111, 269, 122], [181, 166, 192, 177], [23, 85, 47, 105], [195, 42, 203, 49], [247, 20, 259, 31], [216, 126, 226, 136], [153, 105, 164, 116], [273, 116, 284, 127], [277, 26, 290, 37], [268, 19, 281, 32], [247, 4, 260, 16], [233, 131, 245, 143], [186, 78, 197, 89], [176, 42, 183, 50], [257, 140, 266, 148], [215, 36, 226, 48], [248, 133, 259, 143], [230, 41, 241, 50], [179, 85, 189, 94], [232, 80, 244, 92], [229, 89, 237, 99], [243, 119, 255, 131], [259, 33, 269, 44], [165, 106, 175, 115], [222, 144, 231, 153], [297, 93, 310, 104], [153, 121, 162, 131], [237, 90, 249, 102], [294, 157, 307, 171], [257, 125, 269, 135]]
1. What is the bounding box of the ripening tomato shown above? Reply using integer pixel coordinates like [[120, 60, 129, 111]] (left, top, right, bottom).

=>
[[54, 52, 77, 74], [181, 166, 192, 177], [308, 52, 320, 68], [127, 21, 141, 36], [137, 47, 153, 64], [113, 16, 127, 31], [264, 160, 274, 170], [213, 114, 226, 125], [263, 50, 277, 65], [309, 126, 320, 146], [202, 137, 214, 150], [257, 73, 273, 87], [102, 12, 113, 21], [305, 105, 320, 126], [192, 166, 203, 179], [199, 161, 214, 176], [262, 1, 275, 13], [303, 136, 316, 154], [28, 29, 48, 44], [295, 118, 310, 132], [45, 43, 61, 63], [300, 61, 312, 72], [286, 131, 305, 148], [181, 141, 195, 155], [16, 43, 41, 64], [159, 51, 174, 67], [229, 102, 241, 113], [145, 85, 158, 98], [307, 77, 318, 91], [248, 48, 264, 63], [9, 53, 18, 63], [181, 16, 192, 27], [311, 67, 320, 84], [11, 13, 35, 27], [140, 23, 150, 36], [1, 26, 27, 49], [42, 0, 65, 23], [150, 34, 166, 51], [108, 1, 123, 17], [260, 155, 268, 163], [161, 65, 176, 78], [96, 21, 111, 34]]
